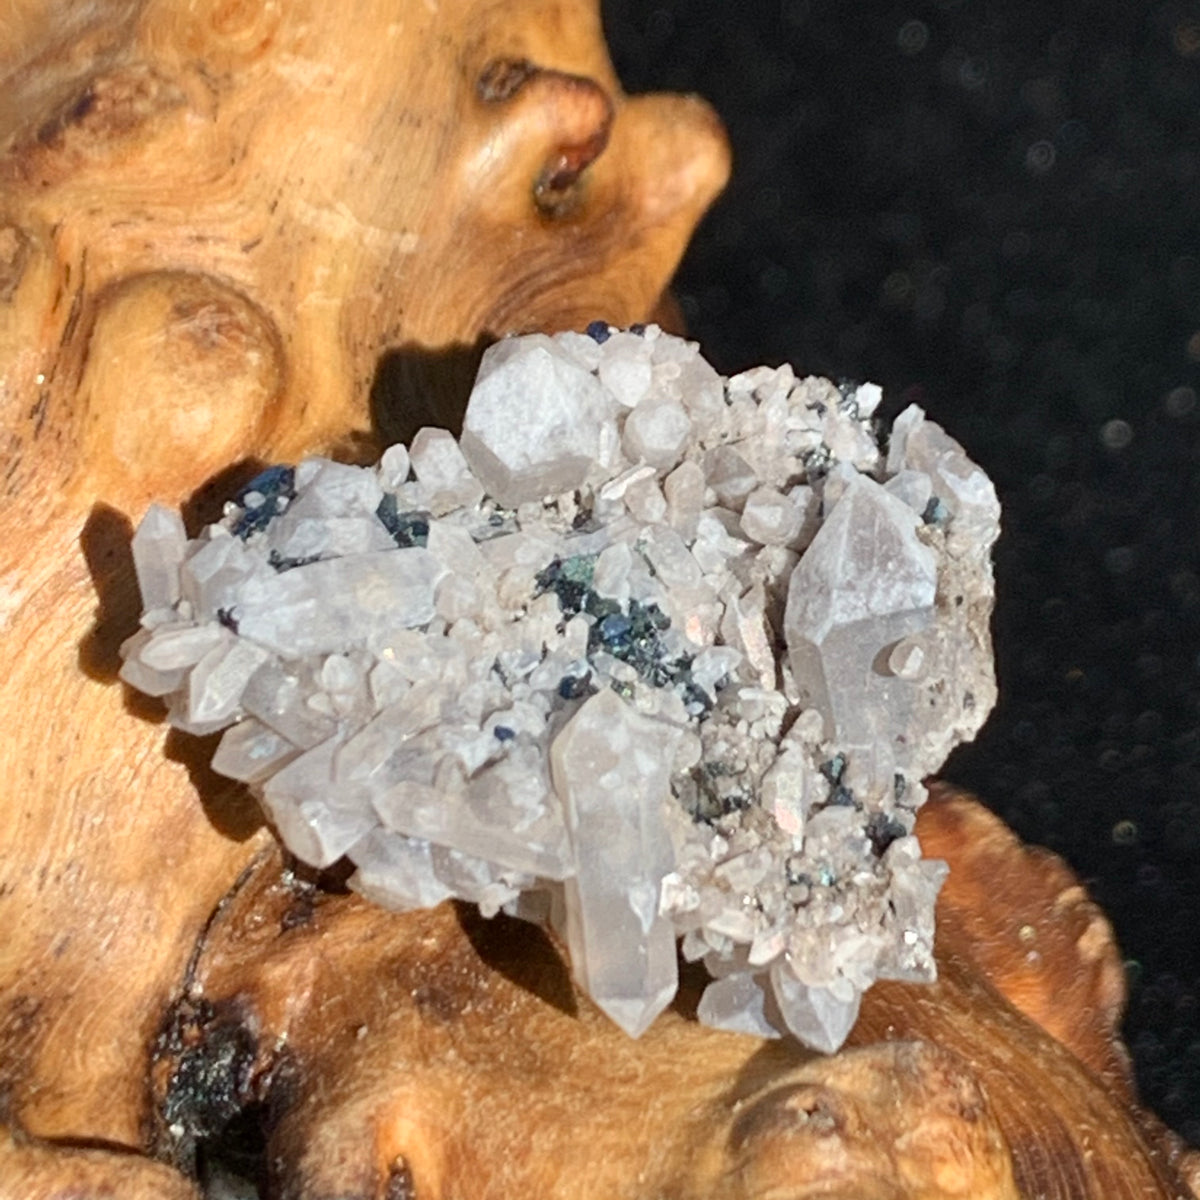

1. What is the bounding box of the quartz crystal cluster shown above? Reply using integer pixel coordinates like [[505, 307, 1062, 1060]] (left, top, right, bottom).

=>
[[120, 325, 999, 1052]]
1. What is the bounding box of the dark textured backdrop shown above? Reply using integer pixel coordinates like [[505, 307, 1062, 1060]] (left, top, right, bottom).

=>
[[602, 0, 1200, 1142]]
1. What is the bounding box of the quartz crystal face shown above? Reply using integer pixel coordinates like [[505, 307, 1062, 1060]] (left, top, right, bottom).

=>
[[121, 326, 1000, 1052]]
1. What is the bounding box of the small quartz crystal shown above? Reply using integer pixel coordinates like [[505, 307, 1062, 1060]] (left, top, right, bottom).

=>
[[121, 327, 999, 1052], [131, 503, 188, 612]]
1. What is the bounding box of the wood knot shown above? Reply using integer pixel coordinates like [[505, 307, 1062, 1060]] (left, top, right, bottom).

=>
[[730, 1082, 847, 1151], [77, 271, 284, 503], [35, 63, 185, 155], [207, 0, 282, 50], [476, 58, 539, 103], [724, 1042, 1017, 1199], [475, 57, 614, 218]]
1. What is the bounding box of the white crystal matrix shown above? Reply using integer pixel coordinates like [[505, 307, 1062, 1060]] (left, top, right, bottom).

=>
[[121, 326, 1000, 1052]]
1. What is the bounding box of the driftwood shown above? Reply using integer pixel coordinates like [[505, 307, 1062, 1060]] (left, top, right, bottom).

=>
[[140, 787, 1195, 1200], [0, 3, 1195, 1198]]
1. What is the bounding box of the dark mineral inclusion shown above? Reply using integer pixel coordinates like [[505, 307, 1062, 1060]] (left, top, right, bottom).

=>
[[534, 553, 716, 715]]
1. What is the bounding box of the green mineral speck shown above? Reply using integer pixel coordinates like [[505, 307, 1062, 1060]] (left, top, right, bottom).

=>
[[535, 554, 598, 616], [561, 554, 597, 584], [819, 754, 846, 785]]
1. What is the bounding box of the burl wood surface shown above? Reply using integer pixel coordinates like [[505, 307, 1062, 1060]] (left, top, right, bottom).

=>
[[0, 3, 1197, 1199], [143, 788, 1192, 1200], [0, 0, 725, 1160]]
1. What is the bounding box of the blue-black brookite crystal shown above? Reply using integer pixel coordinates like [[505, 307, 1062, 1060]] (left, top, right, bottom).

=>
[[375, 494, 430, 548], [232, 465, 295, 538], [230, 466, 433, 568], [535, 554, 716, 715]]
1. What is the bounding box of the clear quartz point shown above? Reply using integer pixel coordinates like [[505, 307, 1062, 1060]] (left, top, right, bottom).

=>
[[259, 739, 376, 868], [186, 637, 270, 724], [211, 718, 298, 783], [131, 503, 187, 611], [180, 534, 265, 620], [460, 336, 619, 507], [552, 688, 680, 1037], [346, 827, 455, 911], [770, 960, 862, 1054], [234, 549, 447, 656], [783, 473, 937, 773], [697, 972, 781, 1039]]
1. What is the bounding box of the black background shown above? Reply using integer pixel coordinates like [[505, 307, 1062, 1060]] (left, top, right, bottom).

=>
[[603, 0, 1200, 1142]]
